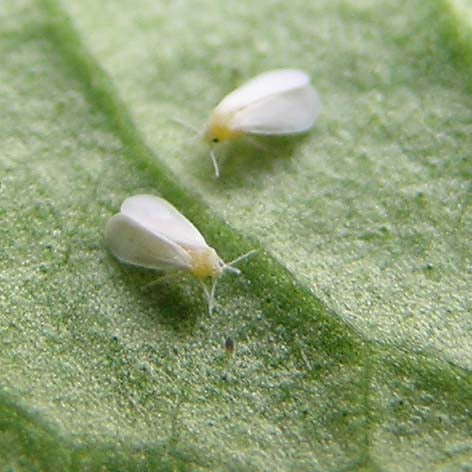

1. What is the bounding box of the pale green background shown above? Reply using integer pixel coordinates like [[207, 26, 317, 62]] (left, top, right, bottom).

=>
[[0, 0, 470, 470]]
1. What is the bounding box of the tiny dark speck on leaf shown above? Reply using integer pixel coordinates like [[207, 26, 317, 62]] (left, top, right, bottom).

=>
[[391, 398, 406, 408], [225, 337, 235, 355]]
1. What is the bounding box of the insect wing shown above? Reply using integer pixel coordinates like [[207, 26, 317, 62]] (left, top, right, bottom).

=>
[[120, 195, 208, 250], [105, 213, 192, 271], [215, 69, 312, 116], [230, 84, 320, 135]]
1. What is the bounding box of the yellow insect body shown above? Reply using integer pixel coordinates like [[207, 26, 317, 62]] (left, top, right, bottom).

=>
[[204, 113, 243, 144], [187, 247, 223, 280]]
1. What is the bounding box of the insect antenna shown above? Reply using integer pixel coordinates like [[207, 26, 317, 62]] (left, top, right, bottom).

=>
[[210, 148, 220, 178], [171, 117, 200, 134], [200, 279, 218, 315], [171, 117, 202, 147], [224, 249, 257, 274]]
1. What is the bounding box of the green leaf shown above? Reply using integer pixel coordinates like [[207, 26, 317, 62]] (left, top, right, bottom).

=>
[[1, 0, 471, 470]]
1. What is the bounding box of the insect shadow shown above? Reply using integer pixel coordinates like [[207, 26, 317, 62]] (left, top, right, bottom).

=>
[[106, 255, 204, 332], [194, 133, 311, 188]]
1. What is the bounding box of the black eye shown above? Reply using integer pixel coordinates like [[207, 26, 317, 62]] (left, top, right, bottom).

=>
[[212, 138, 219, 143]]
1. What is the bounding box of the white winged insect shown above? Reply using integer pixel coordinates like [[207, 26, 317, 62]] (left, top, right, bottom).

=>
[[105, 195, 254, 314], [203, 68, 321, 177]]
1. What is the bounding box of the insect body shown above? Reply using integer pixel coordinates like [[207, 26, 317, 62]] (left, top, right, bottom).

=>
[[105, 195, 252, 314], [203, 69, 321, 176]]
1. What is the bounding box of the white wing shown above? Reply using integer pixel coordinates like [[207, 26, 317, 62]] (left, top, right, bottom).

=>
[[215, 69, 311, 115], [230, 85, 320, 135], [120, 195, 208, 250], [105, 213, 192, 271]]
